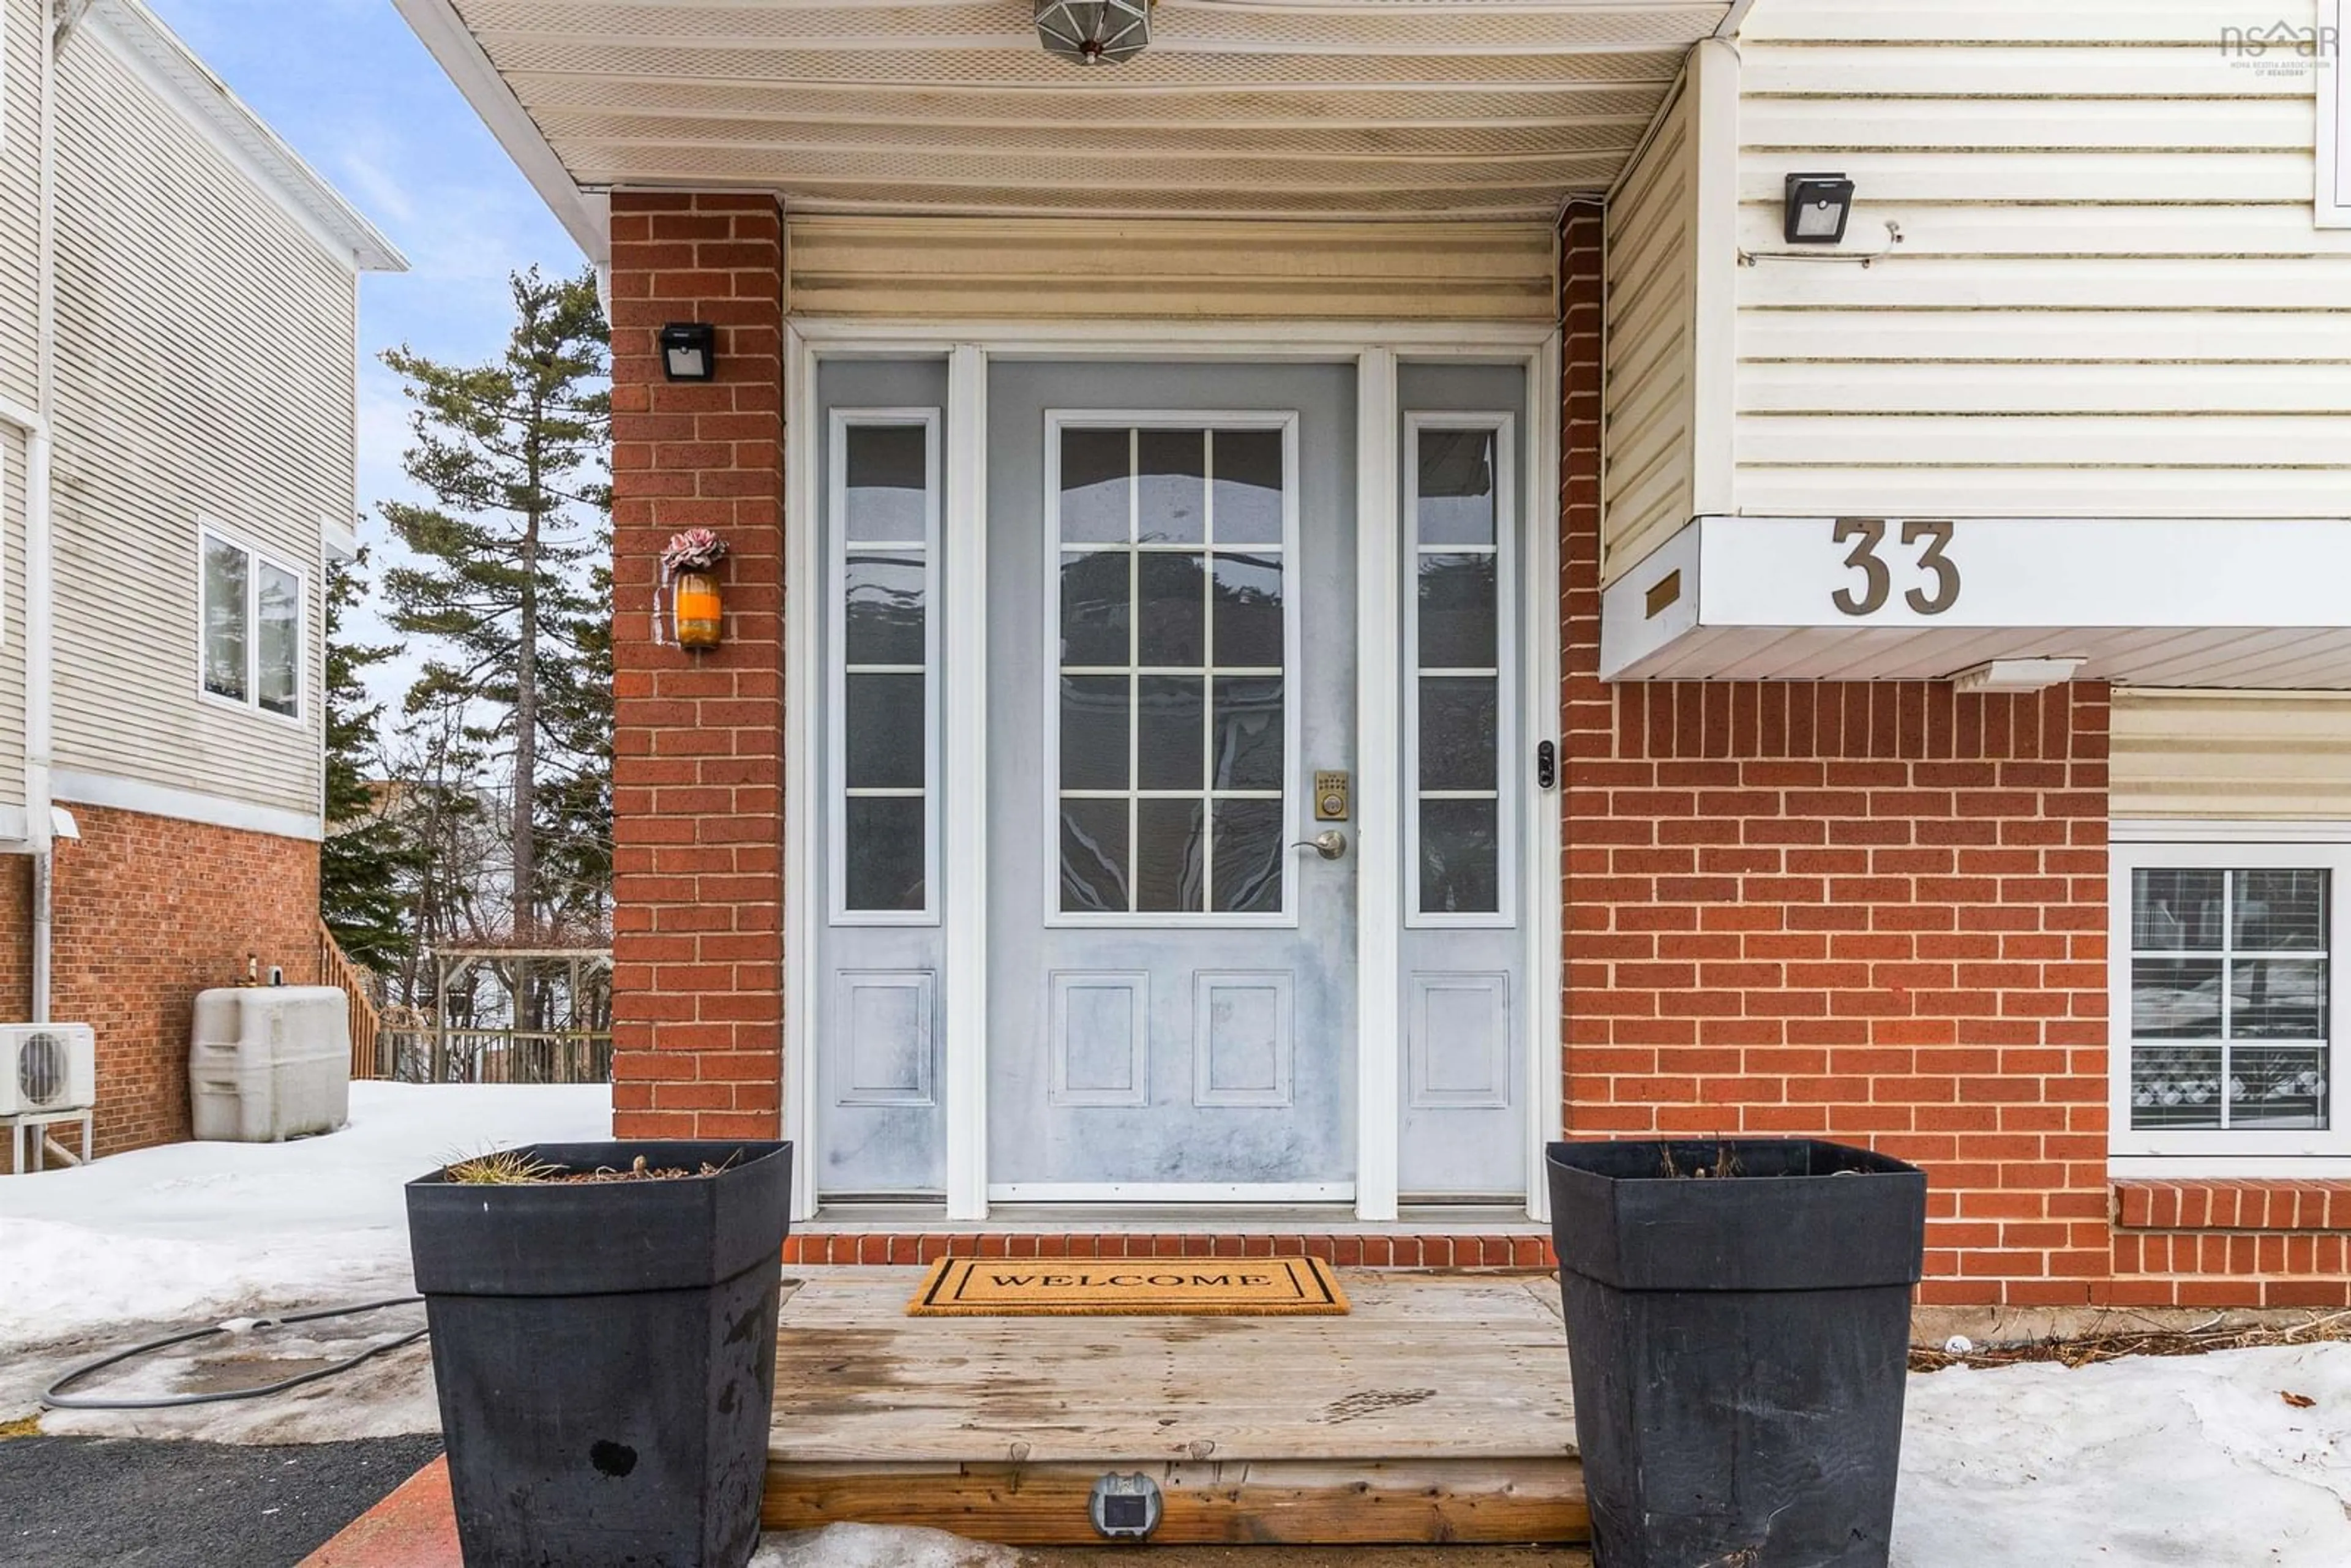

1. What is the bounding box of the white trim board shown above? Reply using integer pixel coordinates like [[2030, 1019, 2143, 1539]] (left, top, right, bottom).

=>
[[1525, 333, 1566, 1221], [789, 321, 1558, 354], [941, 345, 990, 1220], [51, 769, 324, 842], [1354, 347, 1402, 1222], [784, 326, 820, 1222], [2320, 0, 2349, 229], [2112, 819, 2351, 845], [85, 0, 405, 272], [1604, 514, 2351, 686], [986, 1182, 1356, 1205]]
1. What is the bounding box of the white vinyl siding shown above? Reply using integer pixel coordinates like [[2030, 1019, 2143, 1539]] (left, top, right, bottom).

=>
[[1732, 1, 2351, 519], [0, 1, 43, 820], [786, 216, 1559, 323], [47, 21, 350, 822], [0, 0, 39, 411], [1602, 72, 1697, 580], [2114, 689, 2351, 820]]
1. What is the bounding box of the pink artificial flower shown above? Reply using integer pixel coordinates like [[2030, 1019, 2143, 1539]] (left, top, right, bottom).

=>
[[661, 528, 729, 574]]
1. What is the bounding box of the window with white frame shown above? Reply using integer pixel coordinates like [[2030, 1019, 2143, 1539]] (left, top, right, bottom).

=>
[[200, 528, 303, 719], [1406, 415, 1515, 923], [2320, 1, 2350, 226], [828, 411, 940, 921], [1048, 416, 1297, 923], [2113, 842, 2347, 1156]]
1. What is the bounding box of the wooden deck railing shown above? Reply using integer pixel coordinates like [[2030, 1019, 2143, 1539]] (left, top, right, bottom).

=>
[[380, 1027, 615, 1086], [318, 921, 385, 1081]]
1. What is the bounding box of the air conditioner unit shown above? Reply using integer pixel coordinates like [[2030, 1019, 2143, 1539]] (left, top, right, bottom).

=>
[[0, 1024, 96, 1117]]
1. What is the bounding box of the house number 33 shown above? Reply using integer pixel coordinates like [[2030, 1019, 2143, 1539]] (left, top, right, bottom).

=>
[[1831, 518, 1962, 617]]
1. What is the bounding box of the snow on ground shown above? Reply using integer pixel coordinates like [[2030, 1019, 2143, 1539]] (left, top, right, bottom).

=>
[[7, 1098, 2350, 1564], [1893, 1341, 2351, 1568], [750, 1525, 1018, 1568], [0, 1082, 608, 1351]]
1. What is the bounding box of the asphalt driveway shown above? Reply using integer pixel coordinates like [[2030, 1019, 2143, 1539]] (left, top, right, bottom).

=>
[[0, 1434, 441, 1568]]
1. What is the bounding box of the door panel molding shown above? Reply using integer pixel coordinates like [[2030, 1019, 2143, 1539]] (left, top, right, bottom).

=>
[[1048, 970, 1152, 1108], [1194, 970, 1297, 1109]]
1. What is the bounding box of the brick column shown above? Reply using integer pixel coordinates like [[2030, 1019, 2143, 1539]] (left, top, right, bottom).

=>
[[1558, 208, 2114, 1308], [607, 193, 787, 1139]]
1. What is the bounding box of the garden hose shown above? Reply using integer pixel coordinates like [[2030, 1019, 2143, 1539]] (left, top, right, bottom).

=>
[[40, 1296, 428, 1411]]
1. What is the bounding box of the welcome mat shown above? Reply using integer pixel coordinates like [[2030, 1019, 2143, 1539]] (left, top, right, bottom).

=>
[[907, 1256, 1350, 1317]]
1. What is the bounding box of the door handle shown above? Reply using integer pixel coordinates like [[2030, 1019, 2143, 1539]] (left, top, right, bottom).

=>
[[1291, 829, 1348, 861]]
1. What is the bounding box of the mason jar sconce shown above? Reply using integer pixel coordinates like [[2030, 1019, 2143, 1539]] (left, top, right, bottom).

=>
[[660, 321, 718, 382], [661, 529, 729, 650]]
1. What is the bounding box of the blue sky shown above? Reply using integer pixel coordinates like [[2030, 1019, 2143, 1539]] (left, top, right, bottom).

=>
[[143, 0, 591, 712]]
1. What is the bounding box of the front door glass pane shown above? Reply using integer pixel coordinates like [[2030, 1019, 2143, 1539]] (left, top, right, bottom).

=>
[[1057, 423, 1289, 918], [835, 416, 937, 917], [1411, 424, 1505, 917]]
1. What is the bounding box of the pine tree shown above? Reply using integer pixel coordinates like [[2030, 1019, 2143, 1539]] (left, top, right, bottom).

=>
[[320, 549, 414, 969], [380, 267, 610, 943]]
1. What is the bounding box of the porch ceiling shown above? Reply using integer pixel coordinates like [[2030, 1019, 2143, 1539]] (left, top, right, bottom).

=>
[[439, 0, 1730, 221]]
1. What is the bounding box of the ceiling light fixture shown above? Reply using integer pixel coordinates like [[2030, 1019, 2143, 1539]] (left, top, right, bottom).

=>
[[1035, 0, 1151, 66]]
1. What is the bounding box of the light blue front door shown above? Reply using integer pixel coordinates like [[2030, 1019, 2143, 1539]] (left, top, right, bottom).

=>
[[986, 361, 1360, 1198]]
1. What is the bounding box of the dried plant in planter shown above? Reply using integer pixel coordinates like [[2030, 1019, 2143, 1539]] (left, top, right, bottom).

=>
[[1657, 1142, 1747, 1180], [440, 1150, 740, 1185], [441, 1150, 564, 1185]]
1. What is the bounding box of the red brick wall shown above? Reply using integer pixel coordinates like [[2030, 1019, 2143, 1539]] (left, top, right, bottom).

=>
[[28, 803, 319, 1160], [0, 853, 30, 1028], [1559, 206, 2118, 1308], [2109, 1180, 2351, 1308], [606, 192, 787, 1141]]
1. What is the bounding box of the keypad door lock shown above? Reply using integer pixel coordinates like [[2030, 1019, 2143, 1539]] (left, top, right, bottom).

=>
[[1314, 770, 1351, 822]]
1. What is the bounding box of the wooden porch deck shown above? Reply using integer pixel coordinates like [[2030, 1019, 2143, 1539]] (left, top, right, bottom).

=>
[[763, 1267, 1588, 1545]]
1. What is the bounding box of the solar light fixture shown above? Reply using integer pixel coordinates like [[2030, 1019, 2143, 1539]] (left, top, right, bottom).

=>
[[1783, 173, 1856, 244], [659, 322, 717, 382], [1035, 0, 1151, 66]]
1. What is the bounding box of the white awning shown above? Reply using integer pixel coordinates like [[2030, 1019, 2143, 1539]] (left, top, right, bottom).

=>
[[1602, 516, 2351, 688], [399, 0, 1732, 246]]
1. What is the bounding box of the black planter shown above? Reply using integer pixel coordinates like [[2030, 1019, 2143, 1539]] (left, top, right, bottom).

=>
[[407, 1140, 792, 1568], [1546, 1139, 1926, 1568]]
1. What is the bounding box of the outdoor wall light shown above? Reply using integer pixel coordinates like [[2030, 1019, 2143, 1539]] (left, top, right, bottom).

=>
[[659, 322, 717, 382], [1783, 173, 1856, 244], [1035, 0, 1151, 66]]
